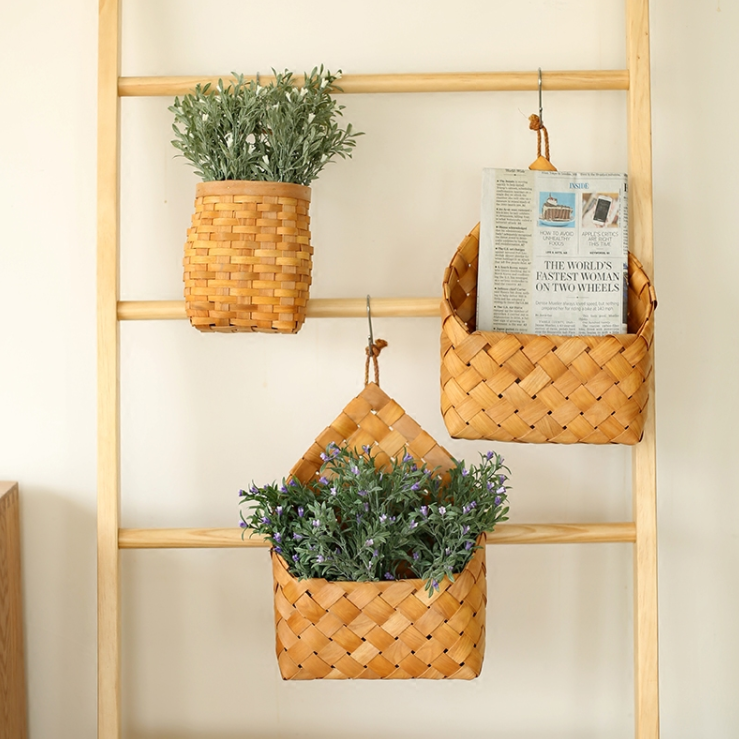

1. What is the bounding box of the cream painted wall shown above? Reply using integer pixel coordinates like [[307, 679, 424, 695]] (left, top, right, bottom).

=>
[[0, 1, 736, 737]]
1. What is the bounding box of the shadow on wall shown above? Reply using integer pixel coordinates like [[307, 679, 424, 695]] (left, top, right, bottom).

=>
[[20, 483, 97, 737]]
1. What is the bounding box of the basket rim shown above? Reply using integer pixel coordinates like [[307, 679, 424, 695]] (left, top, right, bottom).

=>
[[442, 222, 656, 343], [195, 179, 311, 201], [271, 532, 486, 591]]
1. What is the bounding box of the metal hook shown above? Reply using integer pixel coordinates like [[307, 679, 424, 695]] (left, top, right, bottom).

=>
[[366, 295, 374, 354], [538, 67, 544, 127]]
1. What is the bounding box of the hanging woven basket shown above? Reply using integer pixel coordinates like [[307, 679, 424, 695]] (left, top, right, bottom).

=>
[[272, 379, 488, 680], [183, 180, 312, 333], [441, 224, 657, 444]]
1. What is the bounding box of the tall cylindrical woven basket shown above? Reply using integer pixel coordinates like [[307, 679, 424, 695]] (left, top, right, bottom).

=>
[[441, 224, 657, 444], [184, 180, 312, 333]]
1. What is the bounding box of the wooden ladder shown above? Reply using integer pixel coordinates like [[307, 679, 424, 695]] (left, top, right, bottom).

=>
[[97, 0, 658, 735]]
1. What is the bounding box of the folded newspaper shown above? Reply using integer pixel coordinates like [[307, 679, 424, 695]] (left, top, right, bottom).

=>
[[476, 168, 629, 336]]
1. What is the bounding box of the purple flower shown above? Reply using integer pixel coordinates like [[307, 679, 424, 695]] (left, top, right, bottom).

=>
[[445, 547, 451, 556], [351, 465, 360, 475], [274, 546, 282, 553], [486, 450, 494, 460], [420, 505, 429, 517], [470, 500, 477, 509], [238, 489, 246, 497], [356, 514, 363, 524], [362, 444, 372, 454], [292, 554, 299, 562], [487, 480, 494, 491], [409, 519, 418, 530], [411, 482, 420, 491], [411, 464, 418, 472], [403, 453, 413, 463], [379, 514, 388, 524], [250, 485, 259, 494], [358, 489, 367, 497], [461, 468, 469, 477], [276, 506, 283, 516], [297, 506, 305, 518], [366, 538, 374, 547], [465, 541, 473, 550], [316, 554, 324, 563], [319, 476, 329, 485], [462, 525, 470, 535], [292, 533, 303, 540], [260, 516, 271, 525], [495, 496, 502, 505], [280, 484, 287, 493], [438, 506, 447, 516], [384, 572, 395, 580], [273, 532, 282, 543], [412, 551, 420, 561], [320, 452, 328, 461], [363, 502, 369, 512], [497, 486, 506, 495], [330, 486, 338, 496], [289, 479, 297, 487], [239, 521, 247, 528], [431, 579, 439, 590], [312, 519, 321, 528]]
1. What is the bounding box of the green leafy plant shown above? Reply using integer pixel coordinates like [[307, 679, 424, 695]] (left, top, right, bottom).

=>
[[169, 67, 361, 185], [240, 443, 511, 595]]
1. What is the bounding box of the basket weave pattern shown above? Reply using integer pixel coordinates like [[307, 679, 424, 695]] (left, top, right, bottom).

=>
[[441, 225, 656, 444], [184, 180, 312, 333], [272, 535, 486, 680], [273, 382, 487, 680]]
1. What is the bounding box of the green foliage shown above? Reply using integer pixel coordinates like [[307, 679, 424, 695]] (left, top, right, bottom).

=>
[[169, 67, 362, 185], [240, 443, 511, 595]]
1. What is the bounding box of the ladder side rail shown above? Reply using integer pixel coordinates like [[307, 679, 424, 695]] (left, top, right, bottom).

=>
[[626, 0, 660, 737], [97, 0, 122, 737]]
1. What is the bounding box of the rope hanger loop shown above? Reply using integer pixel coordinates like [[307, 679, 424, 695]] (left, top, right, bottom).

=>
[[529, 68, 557, 171], [364, 295, 387, 386]]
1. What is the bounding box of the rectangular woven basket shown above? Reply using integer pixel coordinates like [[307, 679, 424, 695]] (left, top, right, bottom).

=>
[[271, 381, 487, 680], [272, 534, 486, 680], [441, 224, 656, 444]]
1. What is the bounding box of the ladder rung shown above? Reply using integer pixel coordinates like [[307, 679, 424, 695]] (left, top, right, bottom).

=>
[[118, 522, 637, 549], [117, 298, 441, 321], [118, 70, 629, 97]]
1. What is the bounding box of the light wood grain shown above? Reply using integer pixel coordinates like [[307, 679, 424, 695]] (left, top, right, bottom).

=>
[[97, 0, 122, 737], [627, 0, 660, 737], [118, 522, 636, 549], [117, 297, 442, 321], [0, 483, 27, 739], [118, 69, 629, 97]]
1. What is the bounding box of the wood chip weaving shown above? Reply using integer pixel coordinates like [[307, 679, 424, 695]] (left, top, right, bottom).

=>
[[441, 225, 657, 444], [273, 382, 487, 680], [184, 180, 312, 333]]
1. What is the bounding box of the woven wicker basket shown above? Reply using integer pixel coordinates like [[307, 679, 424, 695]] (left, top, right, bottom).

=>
[[184, 181, 312, 333], [441, 224, 656, 444], [272, 381, 487, 680]]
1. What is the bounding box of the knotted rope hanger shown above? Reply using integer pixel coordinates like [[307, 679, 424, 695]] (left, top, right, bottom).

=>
[[529, 68, 557, 171], [364, 295, 388, 386]]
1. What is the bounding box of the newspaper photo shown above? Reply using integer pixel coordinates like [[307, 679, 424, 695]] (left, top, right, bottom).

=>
[[476, 168, 629, 336]]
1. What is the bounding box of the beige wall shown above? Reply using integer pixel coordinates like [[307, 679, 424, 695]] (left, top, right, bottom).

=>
[[0, 1, 736, 736]]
